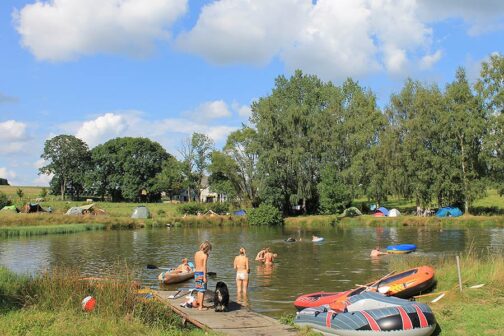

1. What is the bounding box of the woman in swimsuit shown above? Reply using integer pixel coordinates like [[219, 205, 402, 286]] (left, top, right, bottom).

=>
[[234, 247, 249, 295]]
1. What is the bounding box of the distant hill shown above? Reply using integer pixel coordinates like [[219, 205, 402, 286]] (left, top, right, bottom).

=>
[[0, 178, 9, 186]]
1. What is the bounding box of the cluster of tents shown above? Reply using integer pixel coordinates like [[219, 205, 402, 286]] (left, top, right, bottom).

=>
[[371, 205, 463, 218], [373, 207, 401, 217], [0, 203, 50, 214]]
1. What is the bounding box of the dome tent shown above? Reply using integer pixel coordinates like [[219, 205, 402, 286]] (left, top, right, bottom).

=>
[[131, 206, 151, 219], [436, 207, 463, 218], [388, 208, 401, 217], [0, 205, 19, 213]]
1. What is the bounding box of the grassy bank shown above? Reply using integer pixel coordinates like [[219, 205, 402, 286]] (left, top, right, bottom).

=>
[[280, 252, 504, 335], [389, 252, 504, 335], [285, 214, 504, 228], [0, 223, 106, 237], [0, 267, 211, 336]]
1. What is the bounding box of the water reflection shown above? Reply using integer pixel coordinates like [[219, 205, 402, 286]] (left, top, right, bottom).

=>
[[0, 225, 503, 316]]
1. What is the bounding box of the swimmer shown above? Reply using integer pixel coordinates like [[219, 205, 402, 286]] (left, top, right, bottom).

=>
[[234, 247, 249, 295], [370, 247, 387, 257]]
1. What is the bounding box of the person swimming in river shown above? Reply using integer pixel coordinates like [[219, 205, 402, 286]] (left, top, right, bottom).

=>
[[255, 248, 267, 261], [193, 241, 212, 311], [370, 247, 387, 257], [234, 247, 249, 295], [263, 248, 276, 264]]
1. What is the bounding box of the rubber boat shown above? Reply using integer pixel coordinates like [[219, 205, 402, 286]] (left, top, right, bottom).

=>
[[312, 237, 325, 242], [294, 266, 435, 310], [295, 292, 436, 336], [158, 268, 195, 285], [387, 244, 417, 254]]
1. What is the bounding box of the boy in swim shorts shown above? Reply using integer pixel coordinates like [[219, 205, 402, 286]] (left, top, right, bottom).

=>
[[193, 241, 212, 310]]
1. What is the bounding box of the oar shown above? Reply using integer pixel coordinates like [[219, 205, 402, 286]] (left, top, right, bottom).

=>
[[147, 264, 217, 276], [356, 270, 396, 290]]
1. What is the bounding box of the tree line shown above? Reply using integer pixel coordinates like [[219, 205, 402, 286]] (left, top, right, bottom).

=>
[[40, 54, 503, 215]]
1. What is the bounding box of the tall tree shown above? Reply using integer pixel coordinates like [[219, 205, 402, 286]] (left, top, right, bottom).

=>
[[192, 132, 214, 200], [153, 156, 185, 201], [444, 68, 487, 213], [39, 135, 91, 200], [88, 137, 169, 201], [476, 53, 504, 195]]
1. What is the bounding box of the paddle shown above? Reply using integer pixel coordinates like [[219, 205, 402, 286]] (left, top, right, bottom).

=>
[[355, 270, 396, 290], [146, 264, 217, 277]]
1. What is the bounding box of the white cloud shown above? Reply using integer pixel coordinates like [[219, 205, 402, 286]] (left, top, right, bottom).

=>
[[0, 120, 27, 141], [420, 50, 443, 69], [178, 0, 438, 80], [0, 167, 17, 180], [75, 112, 130, 147], [33, 158, 48, 169], [231, 101, 252, 118], [186, 100, 231, 120], [177, 0, 311, 65], [14, 0, 188, 61], [33, 173, 53, 186]]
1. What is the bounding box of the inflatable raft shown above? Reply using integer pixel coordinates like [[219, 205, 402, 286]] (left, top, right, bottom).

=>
[[295, 292, 436, 336], [158, 269, 195, 284], [294, 266, 435, 310], [312, 237, 325, 242], [387, 244, 417, 254]]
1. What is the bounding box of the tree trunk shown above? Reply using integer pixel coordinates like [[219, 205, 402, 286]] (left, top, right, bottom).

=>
[[61, 178, 66, 201], [460, 135, 469, 215]]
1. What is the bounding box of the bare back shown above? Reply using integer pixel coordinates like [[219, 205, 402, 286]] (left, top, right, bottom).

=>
[[234, 255, 249, 272], [264, 252, 274, 263], [194, 250, 208, 273]]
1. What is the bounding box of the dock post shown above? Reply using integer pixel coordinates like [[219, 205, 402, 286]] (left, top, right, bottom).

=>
[[456, 255, 463, 292]]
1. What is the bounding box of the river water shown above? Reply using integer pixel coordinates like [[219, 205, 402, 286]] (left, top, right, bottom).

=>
[[1, 225, 503, 316]]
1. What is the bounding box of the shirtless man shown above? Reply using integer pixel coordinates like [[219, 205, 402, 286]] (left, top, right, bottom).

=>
[[234, 247, 250, 295], [263, 248, 276, 264], [194, 241, 212, 310], [370, 247, 387, 257]]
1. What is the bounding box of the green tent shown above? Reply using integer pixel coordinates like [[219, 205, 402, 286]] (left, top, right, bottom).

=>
[[342, 207, 362, 217], [0, 205, 20, 213]]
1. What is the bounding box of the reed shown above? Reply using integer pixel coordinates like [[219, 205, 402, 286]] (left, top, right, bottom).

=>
[[0, 223, 106, 237], [0, 266, 210, 336]]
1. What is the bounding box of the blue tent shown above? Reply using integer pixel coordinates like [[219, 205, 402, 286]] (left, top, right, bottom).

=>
[[233, 209, 246, 216], [436, 207, 463, 218], [377, 207, 389, 216]]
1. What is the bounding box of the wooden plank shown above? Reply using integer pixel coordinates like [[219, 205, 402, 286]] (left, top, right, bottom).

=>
[[153, 290, 297, 336]]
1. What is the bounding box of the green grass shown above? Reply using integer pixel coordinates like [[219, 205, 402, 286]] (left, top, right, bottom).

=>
[[0, 266, 214, 336], [387, 252, 504, 335], [0, 223, 106, 237]]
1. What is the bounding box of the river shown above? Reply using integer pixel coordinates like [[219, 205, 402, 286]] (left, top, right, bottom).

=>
[[1, 225, 503, 316]]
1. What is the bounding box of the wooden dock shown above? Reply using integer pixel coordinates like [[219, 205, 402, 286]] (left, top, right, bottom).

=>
[[154, 290, 298, 336]]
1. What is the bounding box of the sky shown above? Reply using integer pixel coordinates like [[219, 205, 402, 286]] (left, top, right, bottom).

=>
[[0, 0, 503, 186]]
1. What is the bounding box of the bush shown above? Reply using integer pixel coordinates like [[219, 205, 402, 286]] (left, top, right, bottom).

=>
[[248, 204, 283, 226], [157, 209, 166, 217], [206, 202, 229, 215], [0, 192, 11, 209], [177, 203, 205, 215]]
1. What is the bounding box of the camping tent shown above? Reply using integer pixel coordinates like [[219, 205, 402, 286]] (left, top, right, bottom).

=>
[[66, 204, 96, 216], [374, 207, 389, 217], [233, 209, 246, 216], [388, 208, 401, 217], [131, 206, 151, 219], [0, 205, 19, 213], [436, 207, 463, 218], [22, 203, 45, 213], [342, 207, 362, 217]]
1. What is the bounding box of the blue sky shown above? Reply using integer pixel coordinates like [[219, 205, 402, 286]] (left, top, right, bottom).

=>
[[0, 0, 503, 186]]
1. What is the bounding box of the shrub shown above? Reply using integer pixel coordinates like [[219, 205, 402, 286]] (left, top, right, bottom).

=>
[[206, 202, 229, 215], [0, 192, 11, 209], [157, 209, 166, 217], [39, 188, 48, 198], [248, 204, 283, 226], [177, 203, 205, 215], [16, 188, 24, 200]]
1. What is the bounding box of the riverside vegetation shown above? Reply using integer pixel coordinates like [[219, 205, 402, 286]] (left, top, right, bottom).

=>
[[0, 266, 212, 336]]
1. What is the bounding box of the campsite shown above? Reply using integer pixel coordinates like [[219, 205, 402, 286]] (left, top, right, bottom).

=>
[[1, 4, 503, 334]]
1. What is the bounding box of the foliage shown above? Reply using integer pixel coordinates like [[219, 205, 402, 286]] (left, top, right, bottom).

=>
[[317, 165, 352, 214], [39, 187, 48, 198], [152, 156, 185, 199], [247, 204, 283, 226], [40, 135, 91, 200], [15, 188, 24, 199], [87, 137, 169, 201], [0, 192, 10, 209], [206, 202, 229, 215], [177, 203, 206, 215]]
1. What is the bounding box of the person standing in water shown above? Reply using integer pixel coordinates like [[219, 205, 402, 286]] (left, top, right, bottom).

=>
[[370, 247, 387, 257], [234, 247, 250, 300], [194, 241, 212, 310], [263, 248, 276, 264]]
